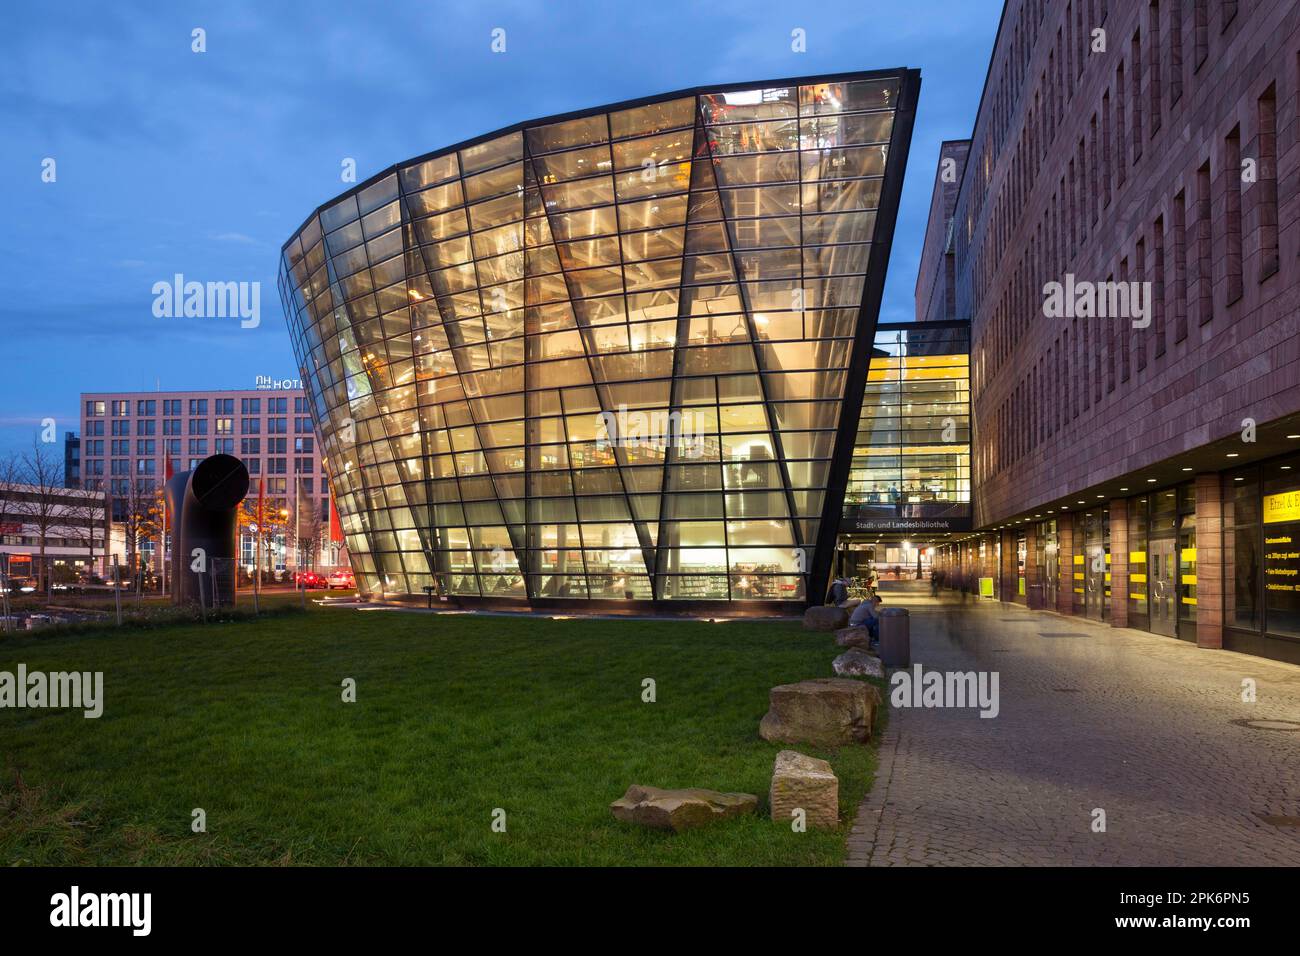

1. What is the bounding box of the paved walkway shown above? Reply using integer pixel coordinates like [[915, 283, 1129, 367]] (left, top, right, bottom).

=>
[[847, 584, 1300, 866]]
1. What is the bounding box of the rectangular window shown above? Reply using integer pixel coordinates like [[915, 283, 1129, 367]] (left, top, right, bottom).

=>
[[1256, 84, 1279, 280], [1193, 1, 1208, 69], [1169, 1, 1183, 103], [1136, 237, 1147, 371], [1195, 160, 1213, 324], [1130, 31, 1142, 162], [1120, 257, 1131, 382], [1116, 63, 1127, 186], [1173, 191, 1188, 342], [1089, 114, 1099, 225], [1224, 125, 1243, 305], [188, 399, 207, 415], [1153, 215, 1166, 358], [1148, 2, 1161, 135]]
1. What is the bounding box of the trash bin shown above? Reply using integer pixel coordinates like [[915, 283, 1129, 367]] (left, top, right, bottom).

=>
[[878, 606, 910, 667]]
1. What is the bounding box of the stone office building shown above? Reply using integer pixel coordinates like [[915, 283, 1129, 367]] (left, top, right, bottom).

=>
[[928, 0, 1300, 664]]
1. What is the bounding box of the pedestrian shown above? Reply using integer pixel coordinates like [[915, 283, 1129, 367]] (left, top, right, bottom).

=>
[[849, 593, 884, 646]]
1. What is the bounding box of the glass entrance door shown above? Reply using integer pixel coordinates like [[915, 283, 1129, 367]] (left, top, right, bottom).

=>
[[1177, 516, 1197, 642], [1149, 536, 1177, 637], [1085, 545, 1107, 620]]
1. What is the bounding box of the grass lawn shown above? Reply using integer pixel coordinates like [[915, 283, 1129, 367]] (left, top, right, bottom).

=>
[[0, 605, 883, 866]]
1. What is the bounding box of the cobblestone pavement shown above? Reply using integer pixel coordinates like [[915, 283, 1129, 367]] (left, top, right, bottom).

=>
[[847, 585, 1300, 866]]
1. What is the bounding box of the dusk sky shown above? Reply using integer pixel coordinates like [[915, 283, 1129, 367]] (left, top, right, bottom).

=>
[[0, 0, 1000, 457]]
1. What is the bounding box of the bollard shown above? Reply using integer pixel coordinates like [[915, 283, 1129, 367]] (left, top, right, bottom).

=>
[[878, 606, 910, 667]]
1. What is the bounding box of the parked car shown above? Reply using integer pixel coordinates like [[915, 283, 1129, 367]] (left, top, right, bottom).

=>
[[294, 571, 328, 589], [327, 569, 355, 590]]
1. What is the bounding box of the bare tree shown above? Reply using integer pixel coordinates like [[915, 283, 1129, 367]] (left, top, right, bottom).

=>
[[19, 439, 65, 593], [0, 453, 24, 616], [59, 489, 105, 583], [0, 452, 24, 539], [293, 477, 324, 571], [112, 481, 162, 589], [238, 493, 290, 583]]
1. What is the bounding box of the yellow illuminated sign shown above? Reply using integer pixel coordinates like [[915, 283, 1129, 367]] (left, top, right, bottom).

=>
[[1264, 490, 1300, 524]]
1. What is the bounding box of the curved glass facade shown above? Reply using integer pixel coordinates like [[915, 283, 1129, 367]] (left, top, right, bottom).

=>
[[278, 70, 916, 607]]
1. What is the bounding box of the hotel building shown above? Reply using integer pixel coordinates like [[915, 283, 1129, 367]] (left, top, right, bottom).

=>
[[79, 388, 343, 573]]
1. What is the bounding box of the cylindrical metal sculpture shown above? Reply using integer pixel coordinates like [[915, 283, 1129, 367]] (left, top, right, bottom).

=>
[[165, 454, 250, 608]]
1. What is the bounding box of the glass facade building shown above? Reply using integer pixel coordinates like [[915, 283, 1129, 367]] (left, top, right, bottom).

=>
[[279, 70, 918, 610], [843, 320, 970, 533]]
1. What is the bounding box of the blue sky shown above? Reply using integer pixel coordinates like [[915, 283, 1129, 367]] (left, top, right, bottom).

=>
[[0, 0, 1001, 457]]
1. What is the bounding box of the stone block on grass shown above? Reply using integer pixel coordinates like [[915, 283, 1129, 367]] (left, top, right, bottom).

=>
[[759, 677, 880, 747], [769, 750, 838, 830], [804, 605, 848, 631], [610, 785, 758, 832], [834, 625, 872, 648], [833, 647, 884, 678]]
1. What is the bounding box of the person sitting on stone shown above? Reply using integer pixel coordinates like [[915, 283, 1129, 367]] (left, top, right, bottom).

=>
[[827, 576, 849, 606], [848, 594, 884, 644]]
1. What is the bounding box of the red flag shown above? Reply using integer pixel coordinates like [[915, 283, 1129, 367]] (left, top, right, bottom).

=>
[[163, 457, 175, 524], [329, 497, 343, 544]]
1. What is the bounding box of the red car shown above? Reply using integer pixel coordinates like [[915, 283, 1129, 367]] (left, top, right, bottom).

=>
[[294, 571, 328, 589]]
